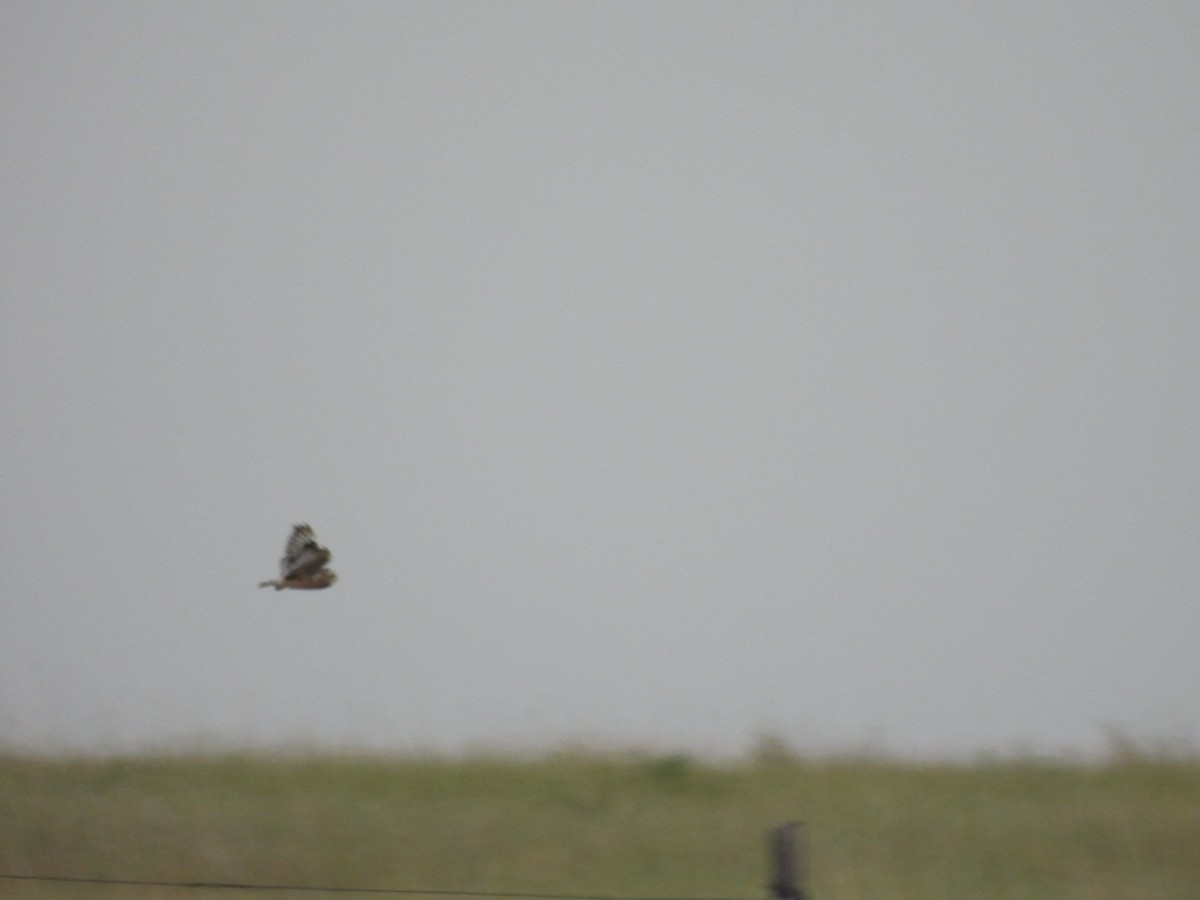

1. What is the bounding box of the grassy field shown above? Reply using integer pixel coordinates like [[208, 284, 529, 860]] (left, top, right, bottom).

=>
[[1, 750, 1197, 899]]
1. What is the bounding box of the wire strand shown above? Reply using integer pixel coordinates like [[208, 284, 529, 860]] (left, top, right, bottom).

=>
[[0, 873, 752, 900]]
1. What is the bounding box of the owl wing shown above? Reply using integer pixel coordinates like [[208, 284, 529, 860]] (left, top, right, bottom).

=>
[[281, 524, 332, 579]]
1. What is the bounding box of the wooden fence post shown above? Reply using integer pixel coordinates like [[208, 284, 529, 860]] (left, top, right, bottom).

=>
[[768, 821, 808, 900]]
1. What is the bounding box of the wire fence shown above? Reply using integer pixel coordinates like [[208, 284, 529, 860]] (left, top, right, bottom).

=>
[[2, 825, 806, 898]]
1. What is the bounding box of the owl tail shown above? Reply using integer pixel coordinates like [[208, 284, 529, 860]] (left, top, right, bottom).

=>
[[258, 579, 282, 589]]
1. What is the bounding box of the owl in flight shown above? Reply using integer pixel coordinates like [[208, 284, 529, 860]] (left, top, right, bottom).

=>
[[259, 524, 338, 590]]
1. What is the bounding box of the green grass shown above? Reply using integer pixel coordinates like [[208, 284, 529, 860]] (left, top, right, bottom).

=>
[[1, 750, 1197, 899]]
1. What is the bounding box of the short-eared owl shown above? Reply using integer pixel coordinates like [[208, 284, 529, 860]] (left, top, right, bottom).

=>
[[259, 524, 338, 590]]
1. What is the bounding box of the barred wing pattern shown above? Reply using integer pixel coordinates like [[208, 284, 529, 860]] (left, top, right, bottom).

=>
[[259, 524, 338, 590]]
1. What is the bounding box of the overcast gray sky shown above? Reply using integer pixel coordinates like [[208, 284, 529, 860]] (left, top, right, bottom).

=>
[[3, 3, 1198, 760]]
